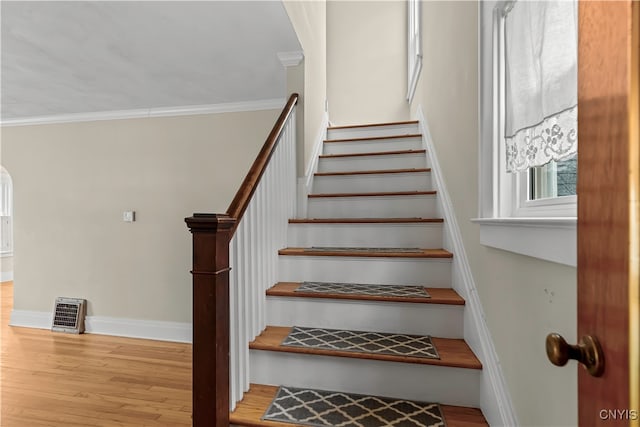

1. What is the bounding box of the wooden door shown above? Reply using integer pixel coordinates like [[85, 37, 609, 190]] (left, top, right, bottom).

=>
[[578, 1, 639, 425]]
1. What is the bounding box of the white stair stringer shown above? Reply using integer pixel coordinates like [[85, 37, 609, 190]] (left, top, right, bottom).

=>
[[279, 255, 452, 287], [317, 151, 427, 173], [249, 350, 481, 408], [323, 135, 423, 155], [307, 193, 438, 218], [288, 221, 443, 248], [312, 170, 432, 193], [327, 122, 419, 140], [266, 296, 464, 338]]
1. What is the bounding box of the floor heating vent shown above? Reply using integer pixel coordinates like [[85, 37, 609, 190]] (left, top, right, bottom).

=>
[[52, 297, 86, 334]]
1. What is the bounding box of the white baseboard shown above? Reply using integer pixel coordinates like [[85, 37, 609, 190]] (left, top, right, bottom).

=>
[[416, 106, 518, 427], [9, 309, 192, 343], [1, 271, 14, 282], [297, 112, 328, 218]]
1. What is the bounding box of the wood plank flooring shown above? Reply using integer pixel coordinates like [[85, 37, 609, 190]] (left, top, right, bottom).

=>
[[0, 282, 192, 426], [230, 384, 489, 427]]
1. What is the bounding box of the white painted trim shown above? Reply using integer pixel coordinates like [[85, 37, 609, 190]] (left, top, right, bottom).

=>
[[472, 218, 576, 266], [277, 51, 304, 67], [0, 271, 13, 282], [407, 0, 422, 103], [0, 98, 286, 127], [297, 112, 328, 218], [9, 309, 192, 343], [407, 57, 422, 104], [476, 1, 577, 267], [9, 310, 52, 330], [416, 106, 519, 427]]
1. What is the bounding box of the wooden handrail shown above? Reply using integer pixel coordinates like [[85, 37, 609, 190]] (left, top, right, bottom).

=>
[[227, 93, 299, 230], [185, 93, 299, 426]]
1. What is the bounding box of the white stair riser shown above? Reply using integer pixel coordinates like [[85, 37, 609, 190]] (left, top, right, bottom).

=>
[[266, 297, 464, 338], [279, 256, 452, 287], [327, 124, 420, 140], [288, 223, 443, 248], [250, 351, 481, 407], [323, 137, 422, 155], [318, 153, 426, 173], [312, 172, 432, 193], [307, 194, 438, 218]]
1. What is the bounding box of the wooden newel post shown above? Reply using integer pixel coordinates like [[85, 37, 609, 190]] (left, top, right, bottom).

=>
[[185, 213, 236, 427]]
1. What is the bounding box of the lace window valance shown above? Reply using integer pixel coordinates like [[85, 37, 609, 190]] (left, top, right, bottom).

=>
[[504, 0, 578, 173]]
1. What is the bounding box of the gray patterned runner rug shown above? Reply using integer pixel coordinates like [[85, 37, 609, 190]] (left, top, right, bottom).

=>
[[297, 282, 431, 298], [281, 326, 439, 359], [262, 385, 447, 427]]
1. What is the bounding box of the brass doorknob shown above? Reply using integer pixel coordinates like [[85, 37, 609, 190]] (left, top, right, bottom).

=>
[[546, 333, 605, 377]]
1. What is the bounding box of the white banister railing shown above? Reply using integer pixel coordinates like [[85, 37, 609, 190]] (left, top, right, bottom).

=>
[[228, 107, 297, 408]]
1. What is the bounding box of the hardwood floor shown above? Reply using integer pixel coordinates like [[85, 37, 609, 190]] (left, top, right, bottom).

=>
[[0, 282, 192, 426]]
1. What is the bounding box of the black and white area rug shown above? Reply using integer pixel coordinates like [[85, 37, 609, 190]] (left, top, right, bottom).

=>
[[308, 247, 423, 253], [281, 326, 440, 359], [297, 282, 431, 299], [262, 386, 447, 427]]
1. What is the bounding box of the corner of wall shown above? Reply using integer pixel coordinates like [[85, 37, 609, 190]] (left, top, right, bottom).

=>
[[415, 105, 519, 427], [297, 112, 328, 218]]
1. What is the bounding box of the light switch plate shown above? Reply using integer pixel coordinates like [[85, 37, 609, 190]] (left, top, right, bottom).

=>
[[123, 211, 135, 222]]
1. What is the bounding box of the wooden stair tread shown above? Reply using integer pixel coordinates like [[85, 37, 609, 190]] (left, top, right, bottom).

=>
[[319, 149, 426, 159], [278, 247, 453, 258], [267, 282, 465, 305], [230, 384, 488, 427], [327, 120, 419, 130], [250, 326, 482, 369], [324, 133, 422, 143], [315, 167, 431, 176], [289, 217, 444, 224], [309, 190, 436, 198]]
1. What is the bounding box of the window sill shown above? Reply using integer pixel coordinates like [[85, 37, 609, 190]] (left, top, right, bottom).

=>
[[1, 252, 13, 259], [471, 217, 576, 267]]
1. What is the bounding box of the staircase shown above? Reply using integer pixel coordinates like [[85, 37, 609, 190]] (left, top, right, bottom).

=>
[[229, 120, 488, 426]]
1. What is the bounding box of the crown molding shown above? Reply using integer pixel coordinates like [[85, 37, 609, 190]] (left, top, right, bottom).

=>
[[0, 98, 285, 127], [277, 50, 304, 67]]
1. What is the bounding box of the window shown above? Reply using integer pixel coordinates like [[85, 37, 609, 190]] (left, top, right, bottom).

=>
[[474, 1, 577, 266], [407, 0, 421, 102], [1, 167, 13, 256]]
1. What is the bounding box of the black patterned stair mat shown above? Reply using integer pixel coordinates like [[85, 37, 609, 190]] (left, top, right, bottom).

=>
[[281, 326, 440, 359], [262, 385, 447, 427], [309, 247, 422, 253], [297, 282, 431, 298]]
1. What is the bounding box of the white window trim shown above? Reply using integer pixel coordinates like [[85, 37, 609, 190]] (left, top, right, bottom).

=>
[[407, 0, 422, 103], [473, 1, 576, 267]]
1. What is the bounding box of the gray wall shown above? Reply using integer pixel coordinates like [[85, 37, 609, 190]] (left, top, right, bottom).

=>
[[327, 1, 409, 125], [2, 109, 278, 322]]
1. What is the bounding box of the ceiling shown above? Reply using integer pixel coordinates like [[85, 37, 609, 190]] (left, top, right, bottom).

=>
[[0, 1, 301, 121]]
